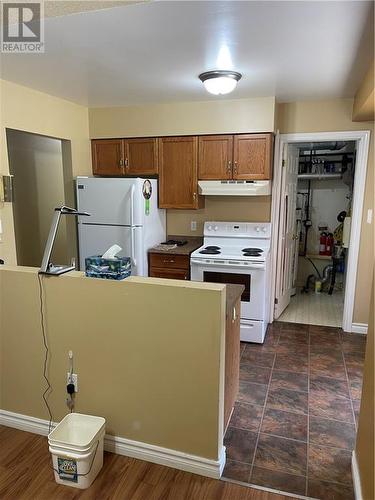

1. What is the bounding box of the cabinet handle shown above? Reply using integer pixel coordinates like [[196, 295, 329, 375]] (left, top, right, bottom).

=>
[[124, 158, 129, 169], [119, 159, 124, 167], [193, 192, 197, 199], [163, 259, 175, 264], [233, 161, 238, 174], [227, 160, 232, 173]]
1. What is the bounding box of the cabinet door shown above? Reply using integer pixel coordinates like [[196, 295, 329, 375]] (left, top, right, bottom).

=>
[[125, 138, 158, 175], [149, 267, 189, 280], [198, 135, 233, 180], [233, 134, 273, 180], [92, 139, 124, 176], [158, 136, 202, 209]]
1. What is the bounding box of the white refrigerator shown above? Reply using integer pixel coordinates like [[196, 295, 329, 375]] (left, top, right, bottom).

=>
[[76, 177, 166, 276]]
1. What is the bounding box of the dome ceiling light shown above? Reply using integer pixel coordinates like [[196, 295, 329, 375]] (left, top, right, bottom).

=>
[[199, 70, 242, 95]]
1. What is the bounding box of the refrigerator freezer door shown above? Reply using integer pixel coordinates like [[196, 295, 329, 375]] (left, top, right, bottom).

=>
[[76, 177, 143, 226], [78, 224, 144, 276]]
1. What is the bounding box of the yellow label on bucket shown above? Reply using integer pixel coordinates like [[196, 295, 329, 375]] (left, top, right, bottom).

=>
[[57, 457, 78, 483]]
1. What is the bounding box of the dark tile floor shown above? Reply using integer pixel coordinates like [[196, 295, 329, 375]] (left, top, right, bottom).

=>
[[223, 321, 366, 499]]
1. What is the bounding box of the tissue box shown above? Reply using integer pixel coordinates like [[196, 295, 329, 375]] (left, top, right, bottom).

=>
[[85, 255, 132, 280]]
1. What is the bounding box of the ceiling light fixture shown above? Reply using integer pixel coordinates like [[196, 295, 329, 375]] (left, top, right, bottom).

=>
[[199, 70, 242, 95]]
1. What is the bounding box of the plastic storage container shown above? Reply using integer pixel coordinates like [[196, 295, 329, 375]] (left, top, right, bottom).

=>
[[48, 413, 106, 489], [85, 255, 131, 280]]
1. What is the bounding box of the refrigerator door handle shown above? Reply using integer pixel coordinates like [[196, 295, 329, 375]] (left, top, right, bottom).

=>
[[130, 184, 135, 227], [129, 184, 137, 266], [130, 226, 137, 266]]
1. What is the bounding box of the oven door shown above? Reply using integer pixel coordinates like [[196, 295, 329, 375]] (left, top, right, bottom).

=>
[[190, 259, 266, 321]]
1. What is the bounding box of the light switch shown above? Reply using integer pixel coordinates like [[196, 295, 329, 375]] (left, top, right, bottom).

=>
[[191, 220, 197, 231], [367, 209, 373, 224]]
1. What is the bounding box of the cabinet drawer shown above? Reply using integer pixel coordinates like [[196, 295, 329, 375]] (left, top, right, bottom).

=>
[[150, 267, 189, 280], [149, 253, 190, 270]]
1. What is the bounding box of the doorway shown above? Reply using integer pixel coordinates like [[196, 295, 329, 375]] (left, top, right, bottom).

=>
[[6, 129, 76, 267], [270, 131, 370, 333]]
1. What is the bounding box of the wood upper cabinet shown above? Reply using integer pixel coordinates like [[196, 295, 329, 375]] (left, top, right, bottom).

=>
[[125, 138, 158, 175], [158, 136, 203, 209], [92, 138, 158, 176], [92, 139, 124, 176], [198, 135, 233, 180], [233, 133, 272, 180]]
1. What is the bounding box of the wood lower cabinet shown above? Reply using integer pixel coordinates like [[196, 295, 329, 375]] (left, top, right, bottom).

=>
[[149, 253, 190, 280], [224, 297, 240, 431], [233, 133, 272, 180], [92, 139, 124, 176], [158, 136, 204, 209], [198, 135, 233, 180], [125, 138, 158, 175]]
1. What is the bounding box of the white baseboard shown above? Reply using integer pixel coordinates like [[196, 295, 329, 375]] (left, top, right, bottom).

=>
[[352, 451, 363, 500], [351, 323, 368, 334], [0, 409, 225, 479]]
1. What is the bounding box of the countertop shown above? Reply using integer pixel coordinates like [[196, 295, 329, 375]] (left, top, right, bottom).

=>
[[148, 235, 203, 256], [226, 284, 244, 315]]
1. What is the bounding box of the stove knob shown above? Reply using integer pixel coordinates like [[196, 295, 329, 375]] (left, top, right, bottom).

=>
[[262, 227, 267, 232], [256, 227, 260, 232], [207, 225, 212, 231], [214, 225, 218, 231]]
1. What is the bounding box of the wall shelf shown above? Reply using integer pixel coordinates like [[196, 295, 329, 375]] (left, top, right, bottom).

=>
[[298, 173, 342, 180]]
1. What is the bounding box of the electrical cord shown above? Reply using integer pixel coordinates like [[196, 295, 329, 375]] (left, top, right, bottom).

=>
[[37, 273, 54, 434]]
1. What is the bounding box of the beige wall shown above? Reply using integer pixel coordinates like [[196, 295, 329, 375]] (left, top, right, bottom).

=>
[[89, 96, 275, 235], [0, 79, 91, 266], [0, 267, 226, 461], [89, 97, 275, 138], [353, 60, 374, 122], [276, 98, 374, 324], [355, 277, 374, 500], [167, 196, 271, 236]]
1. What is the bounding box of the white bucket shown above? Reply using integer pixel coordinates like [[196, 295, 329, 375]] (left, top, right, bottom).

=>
[[48, 413, 106, 489]]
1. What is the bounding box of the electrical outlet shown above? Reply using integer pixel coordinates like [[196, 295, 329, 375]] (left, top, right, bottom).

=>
[[67, 372, 78, 392], [191, 220, 197, 231]]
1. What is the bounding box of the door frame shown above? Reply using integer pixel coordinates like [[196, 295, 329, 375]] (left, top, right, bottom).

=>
[[269, 130, 371, 333]]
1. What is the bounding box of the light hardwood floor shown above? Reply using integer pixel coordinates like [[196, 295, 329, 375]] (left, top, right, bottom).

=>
[[0, 426, 291, 500], [278, 290, 344, 327]]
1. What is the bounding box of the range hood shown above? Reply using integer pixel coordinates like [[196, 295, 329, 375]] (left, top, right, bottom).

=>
[[198, 180, 271, 196]]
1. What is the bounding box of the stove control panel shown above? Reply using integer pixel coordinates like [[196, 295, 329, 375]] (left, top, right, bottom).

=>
[[204, 222, 271, 239]]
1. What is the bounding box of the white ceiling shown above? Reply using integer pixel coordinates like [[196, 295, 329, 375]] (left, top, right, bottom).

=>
[[1, 1, 373, 107]]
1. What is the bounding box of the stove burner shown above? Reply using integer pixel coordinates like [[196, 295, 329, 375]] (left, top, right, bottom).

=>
[[199, 249, 221, 255], [243, 252, 262, 257], [205, 246, 221, 250], [242, 247, 263, 253]]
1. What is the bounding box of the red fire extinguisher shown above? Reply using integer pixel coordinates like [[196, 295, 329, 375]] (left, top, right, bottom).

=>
[[319, 232, 327, 255], [325, 233, 334, 256]]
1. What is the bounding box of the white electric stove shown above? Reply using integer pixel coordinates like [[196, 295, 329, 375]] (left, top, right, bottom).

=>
[[190, 222, 272, 343]]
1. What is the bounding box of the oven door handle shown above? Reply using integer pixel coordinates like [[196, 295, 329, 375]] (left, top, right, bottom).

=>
[[190, 259, 265, 270]]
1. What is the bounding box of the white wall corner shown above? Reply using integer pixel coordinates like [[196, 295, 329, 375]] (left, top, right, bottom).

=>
[[351, 323, 368, 334], [352, 450, 363, 500], [0, 409, 225, 480]]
